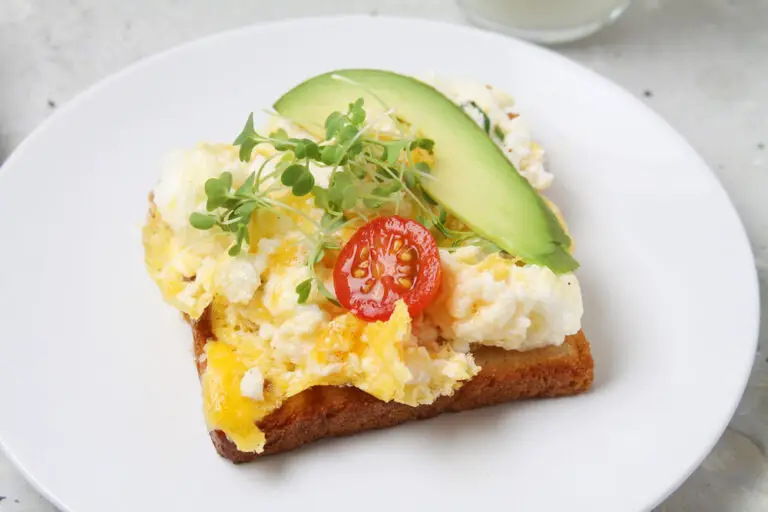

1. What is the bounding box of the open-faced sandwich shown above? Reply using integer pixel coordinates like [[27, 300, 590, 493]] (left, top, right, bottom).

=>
[[142, 69, 593, 462]]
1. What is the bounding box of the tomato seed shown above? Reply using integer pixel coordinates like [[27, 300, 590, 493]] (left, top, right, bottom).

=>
[[353, 269, 366, 278], [398, 277, 413, 289], [360, 279, 374, 293], [358, 260, 369, 269], [397, 264, 414, 275], [398, 250, 413, 262]]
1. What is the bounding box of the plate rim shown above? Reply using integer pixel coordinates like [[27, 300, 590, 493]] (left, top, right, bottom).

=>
[[0, 14, 760, 512]]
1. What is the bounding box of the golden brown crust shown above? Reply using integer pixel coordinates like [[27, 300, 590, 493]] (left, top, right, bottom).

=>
[[191, 309, 594, 463]]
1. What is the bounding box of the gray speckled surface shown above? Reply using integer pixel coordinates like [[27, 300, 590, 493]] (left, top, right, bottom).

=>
[[0, 0, 765, 510]]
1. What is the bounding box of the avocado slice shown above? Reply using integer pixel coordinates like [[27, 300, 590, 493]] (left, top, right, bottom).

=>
[[273, 69, 578, 273]]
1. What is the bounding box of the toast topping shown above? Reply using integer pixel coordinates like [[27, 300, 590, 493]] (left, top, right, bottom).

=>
[[334, 215, 442, 321], [427, 247, 583, 353], [202, 299, 479, 453], [143, 74, 584, 454]]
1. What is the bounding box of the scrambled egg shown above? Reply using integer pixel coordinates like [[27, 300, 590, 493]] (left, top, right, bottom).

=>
[[423, 247, 583, 353], [200, 298, 479, 452], [143, 80, 583, 454]]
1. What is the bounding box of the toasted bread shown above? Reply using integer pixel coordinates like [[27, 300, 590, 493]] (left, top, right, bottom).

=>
[[191, 307, 593, 463]]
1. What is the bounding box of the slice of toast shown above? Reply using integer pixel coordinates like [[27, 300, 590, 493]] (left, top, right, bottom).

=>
[[191, 308, 594, 463]]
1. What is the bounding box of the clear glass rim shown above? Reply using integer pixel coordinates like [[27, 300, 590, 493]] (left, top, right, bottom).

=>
[[457, 0, 632, 45]]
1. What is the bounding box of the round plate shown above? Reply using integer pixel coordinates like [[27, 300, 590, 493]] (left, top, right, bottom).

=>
[[0, 16, 758, 512]]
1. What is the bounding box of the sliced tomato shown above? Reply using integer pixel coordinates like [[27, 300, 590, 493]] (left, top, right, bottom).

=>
[[334, 215, 442, 321]]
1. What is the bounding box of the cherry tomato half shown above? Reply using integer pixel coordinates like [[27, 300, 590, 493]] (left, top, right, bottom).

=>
[[334, 215, 442, 322]]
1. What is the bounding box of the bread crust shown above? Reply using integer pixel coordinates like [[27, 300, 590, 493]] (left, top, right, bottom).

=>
[[191, 308, 593, 463]]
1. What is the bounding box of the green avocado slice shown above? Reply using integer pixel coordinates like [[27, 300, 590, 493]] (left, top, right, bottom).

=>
[[273, 69, 578, 273]]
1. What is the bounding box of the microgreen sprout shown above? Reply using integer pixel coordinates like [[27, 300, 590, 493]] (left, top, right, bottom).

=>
[[190, 96, 496, 305]]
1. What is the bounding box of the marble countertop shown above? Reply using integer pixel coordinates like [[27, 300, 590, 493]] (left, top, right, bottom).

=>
[[0, 0, 765, 510]]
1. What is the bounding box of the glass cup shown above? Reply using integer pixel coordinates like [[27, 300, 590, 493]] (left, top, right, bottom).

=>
[[457, 0, 632, 44]]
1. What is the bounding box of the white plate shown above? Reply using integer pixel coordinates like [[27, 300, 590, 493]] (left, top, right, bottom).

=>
[[0, 16, 759, 512]]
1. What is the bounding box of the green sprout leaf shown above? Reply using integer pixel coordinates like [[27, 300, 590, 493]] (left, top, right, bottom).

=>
[[233, 113, 260, 161], [206, 195, 227, 211], [205, 177, 228, 200], [327, 170, 354, 206], [321, 144, 344, 165], [348, 98, 366, 125], [219, 172, 233, 191], [221, 91, 481, 271], [438, 207, 448, 225], [189, 212, 217, 230], [296, 278, 312, 304], [337, 125, 359, 144], [275, 152, 296, 174], [292, 171, 315, 196], [226, 225, 249, 256], [313, 186, 329, 210], [403, 171, 417, 191], [328, 186, 344, 208], [233, 113, 256, 145], [281, 164, 307, 186], [293, 140, 308, 159], [382, 140, 410, 165], [363, 197, 383, 209], [235, 172, 256, 197], [228, 243, 242, 257], [294, 139, 320, 160], [233, 200, 259, 221], [272, 139, 292, 152], [331, 170, 354, 189], [341, 186, 358, 210], [347, 141, 364, 158], [373, 180, 403, 197], [305, 142, 321, 160], [269, 128, 289, 140], [325, 111, 346, 139], [220, 220, 238, 233]]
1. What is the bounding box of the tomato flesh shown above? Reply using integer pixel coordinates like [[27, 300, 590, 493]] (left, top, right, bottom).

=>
[[334, 216, 442, 321]]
